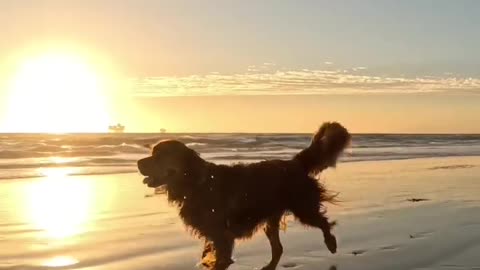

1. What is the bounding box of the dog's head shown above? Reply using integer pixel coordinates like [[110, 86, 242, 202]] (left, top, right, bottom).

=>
[[137, 140, 203, 188], [309, 122, 351, 172]]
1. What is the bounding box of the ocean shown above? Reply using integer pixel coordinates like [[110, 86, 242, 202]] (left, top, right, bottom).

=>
[[1, 133, 480, 180]]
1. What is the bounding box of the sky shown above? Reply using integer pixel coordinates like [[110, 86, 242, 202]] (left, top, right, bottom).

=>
[[1, 0, 479, 133]]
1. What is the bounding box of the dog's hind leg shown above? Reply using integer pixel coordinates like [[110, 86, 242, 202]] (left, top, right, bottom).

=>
[[261, 214, 283, 270], [289, 178, 337, 254], [291, 207, 337, 254]]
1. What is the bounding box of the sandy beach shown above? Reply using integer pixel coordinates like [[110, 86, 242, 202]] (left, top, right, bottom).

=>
[[1, 156, 479, 270]]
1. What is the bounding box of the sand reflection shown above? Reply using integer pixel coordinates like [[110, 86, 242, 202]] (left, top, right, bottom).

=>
[[42, 256, 79, 267], [25, 167, 93, 239]]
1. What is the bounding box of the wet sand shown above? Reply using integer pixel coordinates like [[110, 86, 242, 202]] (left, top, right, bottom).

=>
[[1, 157, 480, 269]]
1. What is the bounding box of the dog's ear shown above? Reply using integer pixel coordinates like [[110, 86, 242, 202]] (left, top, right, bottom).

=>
[[312, 122, 350, 153]]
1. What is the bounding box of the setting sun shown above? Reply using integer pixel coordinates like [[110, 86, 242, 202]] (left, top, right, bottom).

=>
[[3, 52, 111, 133]]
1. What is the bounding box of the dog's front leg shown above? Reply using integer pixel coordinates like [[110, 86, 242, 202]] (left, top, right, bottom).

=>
[[201, 239, 215, 268], [211, 233, 235, 270]]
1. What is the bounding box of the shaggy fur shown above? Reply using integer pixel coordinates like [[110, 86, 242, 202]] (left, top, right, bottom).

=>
[[137, 122, 350, 270]]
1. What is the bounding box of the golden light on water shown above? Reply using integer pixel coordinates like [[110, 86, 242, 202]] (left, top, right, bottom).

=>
[[25, 168, 93, 239], [3, 51, 111, 133]]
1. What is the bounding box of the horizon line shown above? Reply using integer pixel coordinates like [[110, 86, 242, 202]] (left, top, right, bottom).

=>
[[1, 132, 480, 136]]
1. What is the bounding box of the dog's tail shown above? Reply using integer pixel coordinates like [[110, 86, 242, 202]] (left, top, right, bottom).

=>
[[294, 122, 351, 175]]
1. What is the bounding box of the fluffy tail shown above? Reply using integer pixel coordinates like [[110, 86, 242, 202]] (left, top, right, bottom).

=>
[[294, 122, 351, 175]]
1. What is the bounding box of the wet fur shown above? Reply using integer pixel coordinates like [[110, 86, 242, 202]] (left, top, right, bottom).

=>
[[138, 122, 350, 270]]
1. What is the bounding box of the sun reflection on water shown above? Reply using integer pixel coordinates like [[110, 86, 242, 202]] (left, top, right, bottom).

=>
[[25, 167, 93, 239], [49, 156, 71, 164]]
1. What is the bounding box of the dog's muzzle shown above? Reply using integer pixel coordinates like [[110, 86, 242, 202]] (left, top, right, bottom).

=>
[[137, 157, 175, 188]]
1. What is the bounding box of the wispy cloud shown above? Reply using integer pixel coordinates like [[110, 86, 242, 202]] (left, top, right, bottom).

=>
[[130, 67, 480, 97]]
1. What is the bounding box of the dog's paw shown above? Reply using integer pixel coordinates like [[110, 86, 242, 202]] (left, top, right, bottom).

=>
[[260, 264, 279, 270], [329, 220, 338, 228], [198, 251, 216, 269], [324, 234, 337, 254]]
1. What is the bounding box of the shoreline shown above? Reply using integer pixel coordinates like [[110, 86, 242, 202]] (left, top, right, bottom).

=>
[[2, 155, 479, 183]]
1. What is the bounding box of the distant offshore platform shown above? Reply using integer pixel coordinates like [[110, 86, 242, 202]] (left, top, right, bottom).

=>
[[108, 125, 168, 133], [108, 123, 125, 133]]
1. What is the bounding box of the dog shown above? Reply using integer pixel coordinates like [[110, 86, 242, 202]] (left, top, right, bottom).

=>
[[137, 122, 350, 270]]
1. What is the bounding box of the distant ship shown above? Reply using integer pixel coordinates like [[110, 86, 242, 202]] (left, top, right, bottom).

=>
[[108, 123, 125, 133]]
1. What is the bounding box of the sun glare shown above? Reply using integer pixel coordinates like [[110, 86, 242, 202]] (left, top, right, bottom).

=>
[[3, 52, 111, 133]]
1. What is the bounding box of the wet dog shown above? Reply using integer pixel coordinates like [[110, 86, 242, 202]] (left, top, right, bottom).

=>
[[137, 122, 350, 270]]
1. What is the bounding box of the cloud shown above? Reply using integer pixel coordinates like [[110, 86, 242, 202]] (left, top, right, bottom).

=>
[[324, 61, 333, 65], [129, 68, 480, 97]]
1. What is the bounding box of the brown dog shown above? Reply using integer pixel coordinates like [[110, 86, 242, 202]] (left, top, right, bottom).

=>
[[138, 122, 350, 270]]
